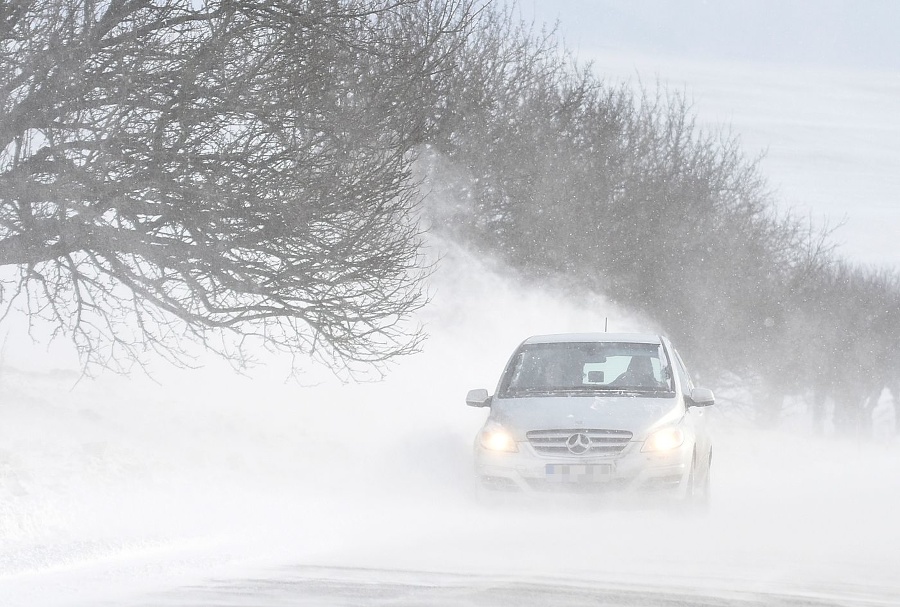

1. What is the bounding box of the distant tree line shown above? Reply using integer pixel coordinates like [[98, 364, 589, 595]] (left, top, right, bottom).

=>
[[2, 0, 898, 433], [406, 3, 900, 434]]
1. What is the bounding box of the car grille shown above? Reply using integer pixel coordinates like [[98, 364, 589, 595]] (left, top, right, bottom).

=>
[[526, 429, 633, 457]]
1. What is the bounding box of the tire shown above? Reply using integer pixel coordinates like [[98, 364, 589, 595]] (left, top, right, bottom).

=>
[[701, 450, 712, 506], [682, 452, 710, 513]]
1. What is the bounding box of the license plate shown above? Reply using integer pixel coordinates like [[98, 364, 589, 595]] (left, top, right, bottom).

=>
[[545, 463, 612, 483]]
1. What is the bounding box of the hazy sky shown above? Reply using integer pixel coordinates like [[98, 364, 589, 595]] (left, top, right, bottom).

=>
[[520, 0, 900, 269], [523, 0, 900, 70]]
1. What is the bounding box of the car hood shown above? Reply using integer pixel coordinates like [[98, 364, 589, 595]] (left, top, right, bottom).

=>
[[489, 395, 683, 439]]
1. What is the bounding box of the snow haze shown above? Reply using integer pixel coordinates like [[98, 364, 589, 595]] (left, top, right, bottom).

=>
[[3, 2, 900, 606], [526, 0, 900, 269], [2, 238, 900, 606], [524, 0, 900, 70]]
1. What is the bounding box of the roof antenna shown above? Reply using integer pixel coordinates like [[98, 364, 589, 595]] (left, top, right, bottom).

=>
[[604, 317, 609, 332]]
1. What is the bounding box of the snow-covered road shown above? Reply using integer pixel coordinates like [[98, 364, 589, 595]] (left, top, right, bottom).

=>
[[137, 566, 897, 607], [2, 244, 899, 606]]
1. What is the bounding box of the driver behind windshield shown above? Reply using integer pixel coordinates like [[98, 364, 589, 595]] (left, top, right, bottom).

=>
[[502, 342, 671, 395]]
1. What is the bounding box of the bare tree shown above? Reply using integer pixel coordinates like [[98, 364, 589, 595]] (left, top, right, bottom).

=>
[[416, 3, 900, 430], [0, 0, 474, 376]]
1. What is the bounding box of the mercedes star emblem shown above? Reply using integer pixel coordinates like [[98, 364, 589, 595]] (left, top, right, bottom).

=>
[[566, 432, 592, 455]]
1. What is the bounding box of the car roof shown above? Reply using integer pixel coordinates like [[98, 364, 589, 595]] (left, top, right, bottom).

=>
[[522, 332, 663, 345]]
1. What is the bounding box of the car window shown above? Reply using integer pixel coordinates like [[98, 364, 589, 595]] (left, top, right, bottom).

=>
[[499, 341, 675, 397], [672, 348, 694, 394]]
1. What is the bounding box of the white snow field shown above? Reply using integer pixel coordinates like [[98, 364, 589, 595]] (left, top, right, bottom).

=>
[[2, 238, 899, 606], [3, 36, 900, 607]]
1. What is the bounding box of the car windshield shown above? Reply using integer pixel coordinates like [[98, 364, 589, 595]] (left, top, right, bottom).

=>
[[498, 341, 675, 397]]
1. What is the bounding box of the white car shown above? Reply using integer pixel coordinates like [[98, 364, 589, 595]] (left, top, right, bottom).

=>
[[466, 333, 714, 505]]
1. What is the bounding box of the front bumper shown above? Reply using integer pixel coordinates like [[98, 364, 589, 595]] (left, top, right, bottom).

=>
[[474, 439, 690, 497]]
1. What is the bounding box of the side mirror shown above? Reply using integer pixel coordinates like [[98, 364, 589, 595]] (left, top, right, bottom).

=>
[[466, 388, 491, 408], [688, 387, 715, 407]]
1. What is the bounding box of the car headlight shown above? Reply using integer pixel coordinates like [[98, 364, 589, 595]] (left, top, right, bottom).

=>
[[480, 427, 518, 452], [642, 427, 685, 452]]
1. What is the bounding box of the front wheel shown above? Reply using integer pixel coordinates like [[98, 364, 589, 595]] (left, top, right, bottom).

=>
[[683, 453, 711, 512]]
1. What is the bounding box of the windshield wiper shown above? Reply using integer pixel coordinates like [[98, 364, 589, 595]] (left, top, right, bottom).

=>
[[576, 386, 678, 397], [599, 387, 676, 397], [503, 386, 676, 398], [503, 386, 589, 397]]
